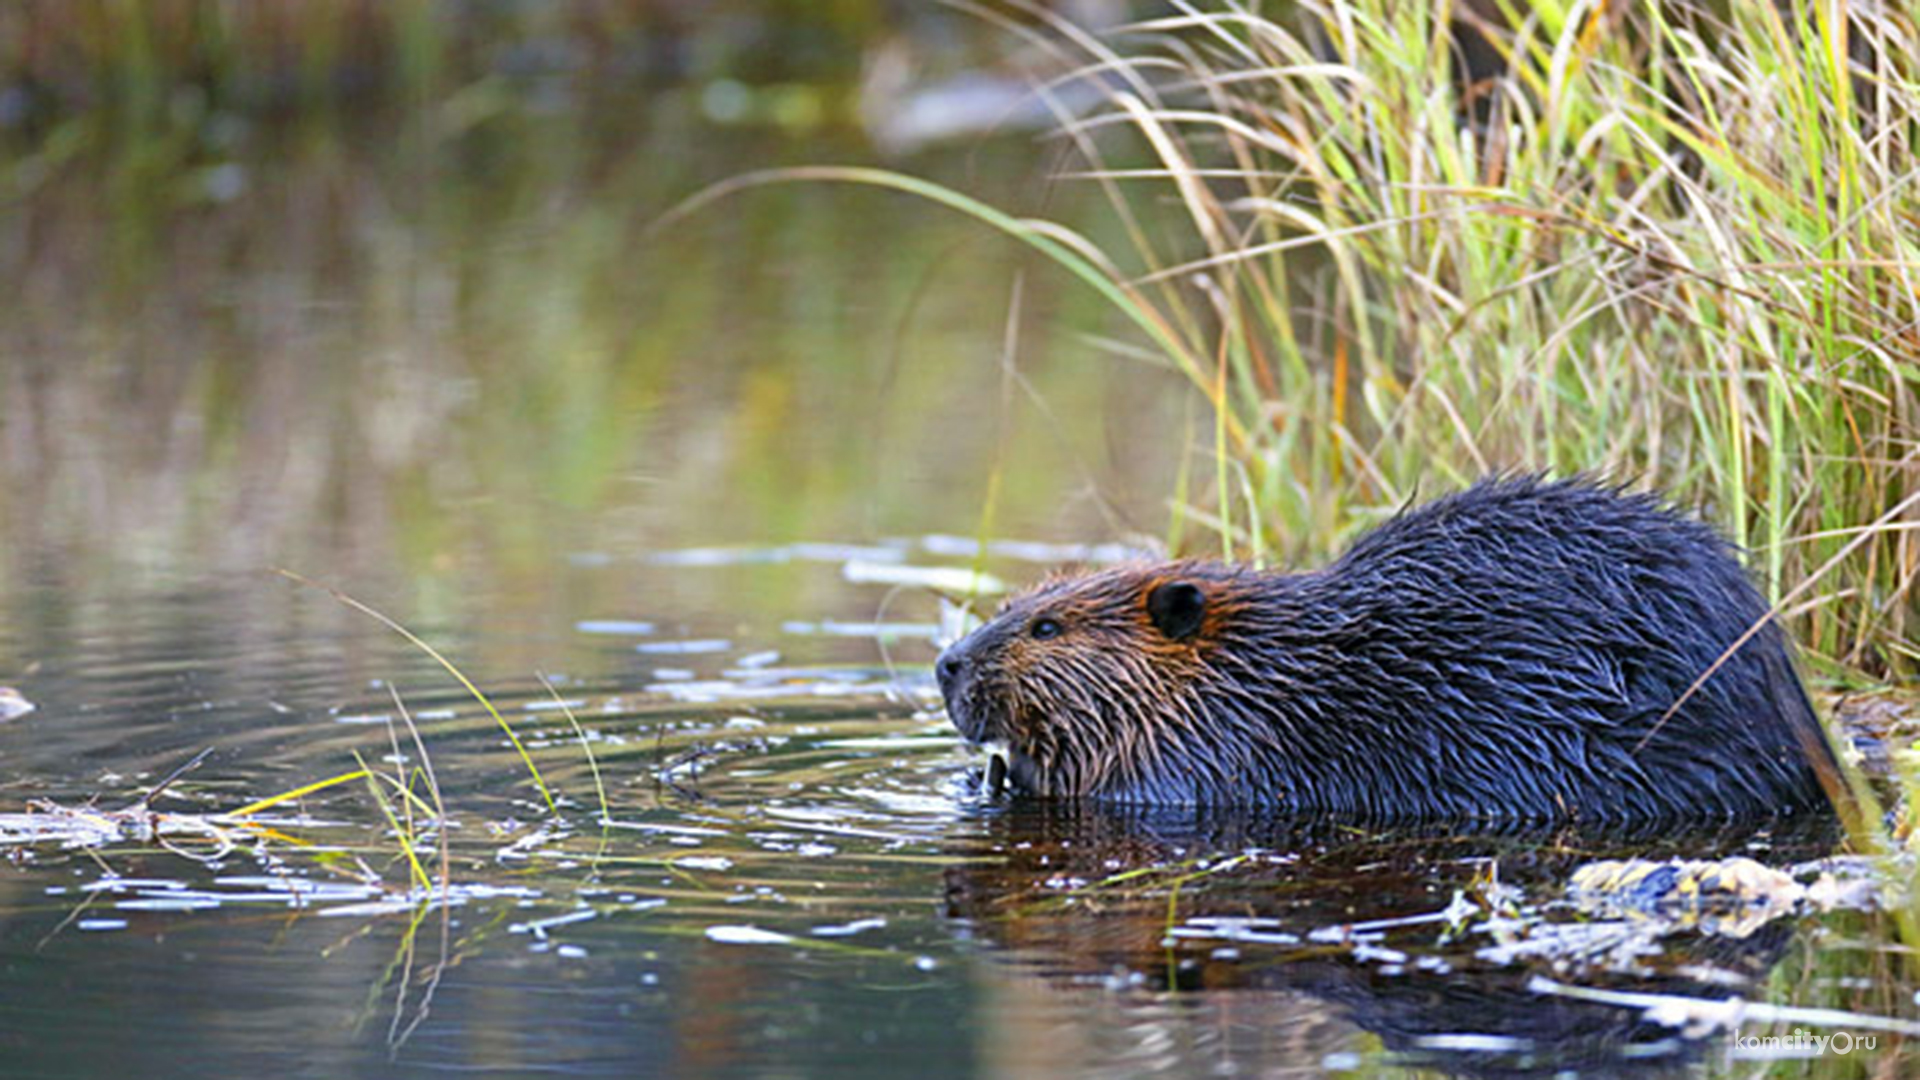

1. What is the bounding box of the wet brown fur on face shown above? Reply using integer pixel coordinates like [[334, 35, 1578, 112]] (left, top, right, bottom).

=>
[[936, 561, 1264, 801]]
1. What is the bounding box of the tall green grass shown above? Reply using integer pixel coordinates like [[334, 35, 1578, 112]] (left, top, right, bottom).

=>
[[983, 0, 1920, 680]]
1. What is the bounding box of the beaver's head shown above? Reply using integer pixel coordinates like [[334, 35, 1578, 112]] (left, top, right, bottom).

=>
[[935, 562, 1261, 800]]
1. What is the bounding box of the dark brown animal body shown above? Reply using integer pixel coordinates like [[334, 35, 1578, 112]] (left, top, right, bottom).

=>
[[935, 477, 1836, 822]]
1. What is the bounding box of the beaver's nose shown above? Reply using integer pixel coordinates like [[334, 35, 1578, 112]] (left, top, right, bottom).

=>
[[935, 649, 965, 696]]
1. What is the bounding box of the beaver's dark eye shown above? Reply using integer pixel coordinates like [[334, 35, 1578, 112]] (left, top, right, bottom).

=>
[[1030, 617, 1063, 641]]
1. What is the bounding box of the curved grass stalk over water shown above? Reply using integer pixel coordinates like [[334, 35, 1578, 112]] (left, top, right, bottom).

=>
[[273, 569, 559, 816]]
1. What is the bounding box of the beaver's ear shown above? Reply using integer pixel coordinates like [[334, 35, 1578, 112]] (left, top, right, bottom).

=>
[[1147, 580, 1206, 641]]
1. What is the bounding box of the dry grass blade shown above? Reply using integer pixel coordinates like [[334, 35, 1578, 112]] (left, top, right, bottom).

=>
[[227, 769, 374, 818]]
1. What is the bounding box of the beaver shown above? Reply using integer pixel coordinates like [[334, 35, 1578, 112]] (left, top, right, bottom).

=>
[[935, 476, 1838, 822]]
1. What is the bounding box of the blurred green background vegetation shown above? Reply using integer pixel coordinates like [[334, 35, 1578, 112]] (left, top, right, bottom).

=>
[[0, 1, 1184, 635]]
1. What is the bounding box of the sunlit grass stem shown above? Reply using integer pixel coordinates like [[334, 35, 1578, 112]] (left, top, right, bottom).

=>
[[273, 568, 559, 816]]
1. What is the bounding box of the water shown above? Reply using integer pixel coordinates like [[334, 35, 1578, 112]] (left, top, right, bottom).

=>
[[1, 542, 1906, 1079], [2, 40, 1917, 1080]]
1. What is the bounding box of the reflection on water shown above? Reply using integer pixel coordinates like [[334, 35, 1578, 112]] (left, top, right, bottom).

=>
[[948, 810, 1844, 1078], [3, 13, 1918, 1079]]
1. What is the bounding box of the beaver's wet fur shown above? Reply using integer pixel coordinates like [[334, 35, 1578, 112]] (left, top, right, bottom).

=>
[[935, 476, 1837, 822]]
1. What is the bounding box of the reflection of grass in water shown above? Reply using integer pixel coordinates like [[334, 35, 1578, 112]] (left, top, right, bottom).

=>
[[3, 11, 1158, 653], [1742, 907, 1918, 1076], [5, 116, 1153, 611]]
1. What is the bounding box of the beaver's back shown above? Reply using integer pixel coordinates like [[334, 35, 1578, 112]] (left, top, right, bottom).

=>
[[1303, 477, 1833, 819]]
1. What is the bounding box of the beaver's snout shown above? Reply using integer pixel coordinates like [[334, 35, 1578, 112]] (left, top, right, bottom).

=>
[[934, 646, 965, 700], [936, 630, 1033, 795], [934, 634, 987, 743]]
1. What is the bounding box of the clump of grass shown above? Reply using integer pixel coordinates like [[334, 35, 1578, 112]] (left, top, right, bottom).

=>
[[667, 2, 1919, 682], [1020, 0, 1920, 679]]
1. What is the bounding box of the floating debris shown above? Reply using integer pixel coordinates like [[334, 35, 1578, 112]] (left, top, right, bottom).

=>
[[524, 698, 588, 713], [81, 877, 189, 893], [918, 535, 1145, 565], [818, 735, 958, 751], [649, 542, 913, 567], [636, 639, 731, 656], [116, 895, 225, 912], [1528, 976, 1920, 1039], [1465, 857, 1890, 970], [705, 925, 795, 945], [0, 802, 233, 851], [643, 676, 901, 703], [1570, 856, 1882, 916], [1166, 916, 1300, 947], [1412, 1034, 1532, 1054], [1477, 920, 1666, 969], [648, 546, 789, 567], [575, 620, 656, 636], [1572, 857, 1795, 908], [511, 907, 599, 940], [786, 542, 908, 564], [599, 820, 729, 838], [810, 917, 886, 937], [779, 619, 941, 641], [0, 687, 36, 721], [842, 559, 1006, 595]]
